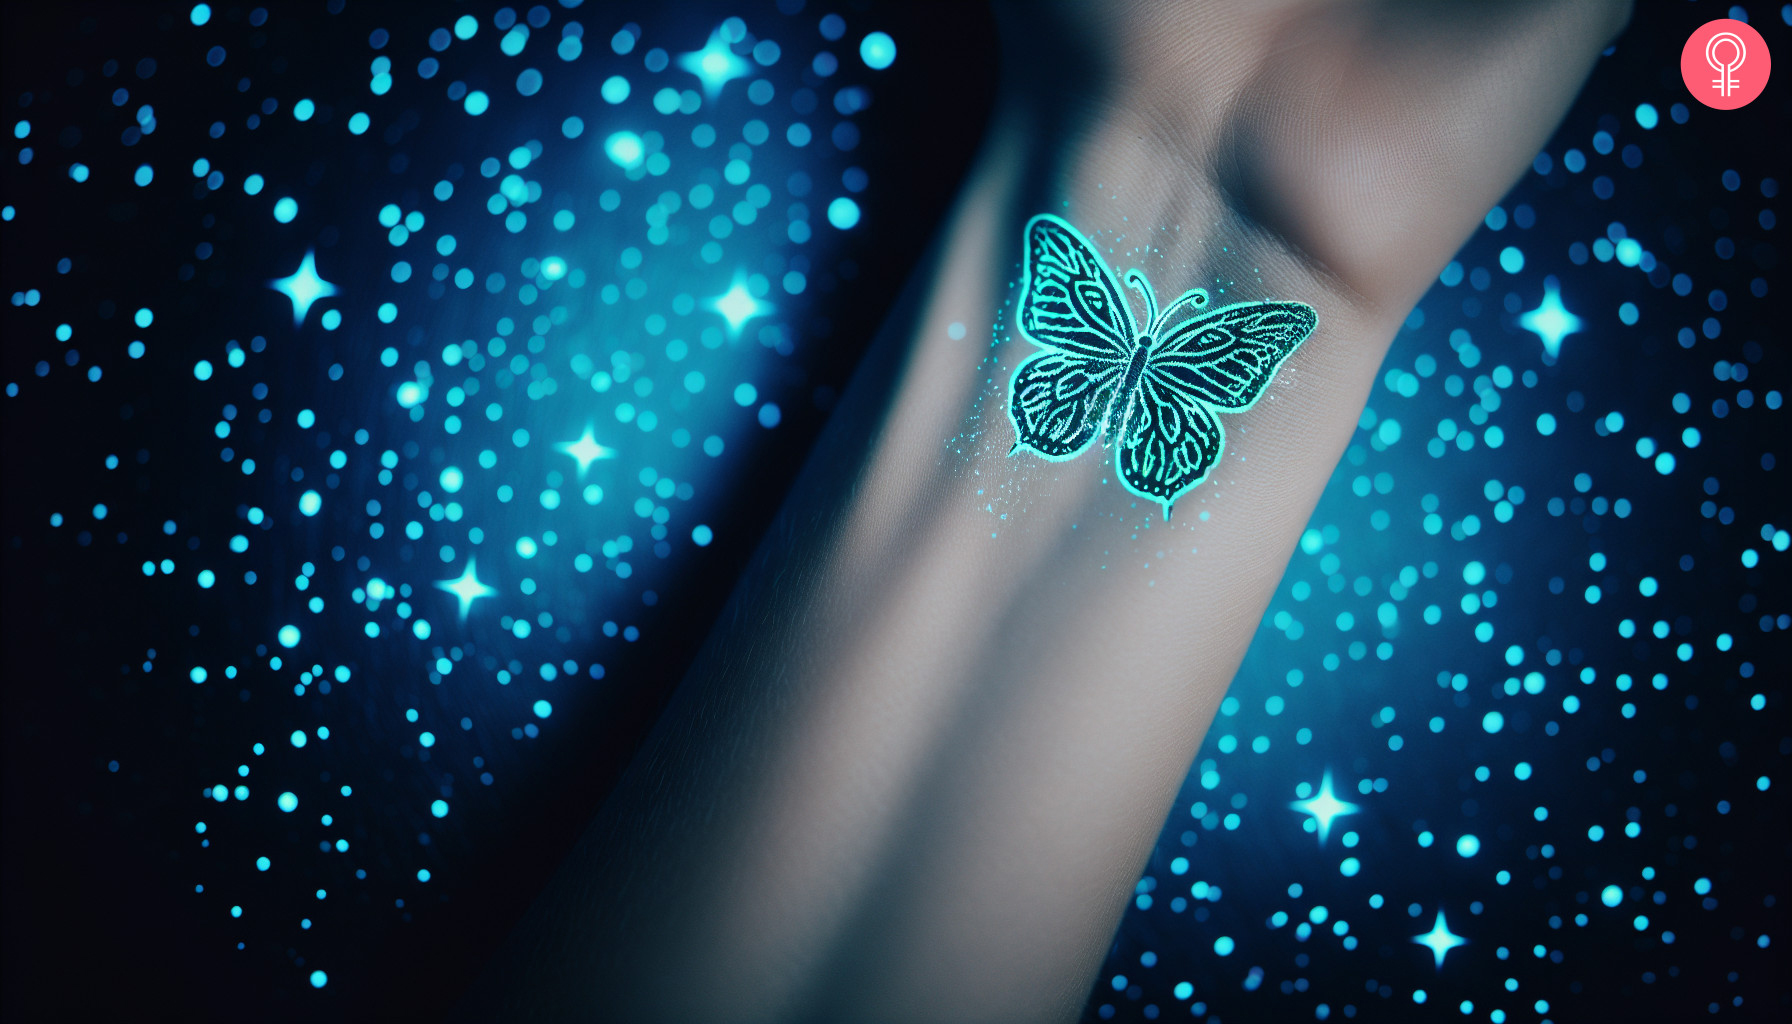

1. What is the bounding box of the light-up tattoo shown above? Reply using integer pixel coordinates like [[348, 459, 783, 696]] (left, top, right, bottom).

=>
[[1007, 214, 1318, 517]]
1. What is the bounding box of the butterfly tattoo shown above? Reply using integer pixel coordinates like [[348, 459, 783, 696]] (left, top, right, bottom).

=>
[[1006, 214, 1318, 518]]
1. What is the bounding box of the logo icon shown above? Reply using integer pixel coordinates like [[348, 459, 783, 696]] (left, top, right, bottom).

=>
[[1681, 19, 1770, 110]]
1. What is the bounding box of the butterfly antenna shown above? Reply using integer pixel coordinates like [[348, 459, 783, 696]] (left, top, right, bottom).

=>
[[1153, 288, 1211, 334], [1163, 501, 1175, 521], [1125, 269, 1157, 333]]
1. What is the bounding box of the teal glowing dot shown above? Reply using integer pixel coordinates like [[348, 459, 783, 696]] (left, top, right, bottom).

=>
[[734, 382, 758, 406], [562, 116, 583, 138], [291, 729, 307, 748], [396, 381, 424, 407], [440, 467, 463, 492], [413, 619, 431, 640], [1536, 413, 1556, 435], [256, 856, 270, 871], [464, 90, 490, 116], [827, 196, 861, 229], [601, 75, 630, 104], [129, 340, 145, 358], [190, 3, 211, 25], [1635, 103, 1658, 129], [1654, 452, 1675, 474], [293, 98, 315, 121], [516, 536, 538, 559], [417, 869, 431, 882], [859, 31, 896, 69], [692, 524, 714, 546], [541, 256, 567, 281], [348, 112, 370, 135], [1174, 982, 1193, 1000], [297, 409, 316, 428], [1482, 711, 1503, 734], [1213, 936, 1235, 957], [605, 131, 644, 168], [135, 307, 154, 328], [533, 699, 552, 718], [508, 146, 531, 170], [1498, 246, 1524, 274], [453, 14, 476, 39], [1618, 301, 1639, 325], [273, 197, 298, 223], [198, 569, 215, 588], [244, 173, 264, 195], [1456, 834, 1480, 858], [431, 799, 448, 818], [309, 970, 327, 989], [69, 163, 90, 182], [379, 302, 398, 323], [134, 164, 154, 186], [298, 490, 322, 516], [278, 624, 301, 648], [193, 359, 215, 381]]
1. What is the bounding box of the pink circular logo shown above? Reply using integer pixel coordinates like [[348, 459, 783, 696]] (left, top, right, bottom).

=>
[[1681, 19, 1770, 110]]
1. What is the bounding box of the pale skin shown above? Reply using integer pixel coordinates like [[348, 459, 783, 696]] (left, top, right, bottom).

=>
[[463, 2, 1631, 1020]]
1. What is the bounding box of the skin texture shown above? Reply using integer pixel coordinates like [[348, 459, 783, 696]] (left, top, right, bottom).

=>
[[462, 2, 1630, 1020]]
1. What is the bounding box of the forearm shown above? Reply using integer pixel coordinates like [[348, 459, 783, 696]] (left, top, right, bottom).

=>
[[469, 2, 1626, 1020]]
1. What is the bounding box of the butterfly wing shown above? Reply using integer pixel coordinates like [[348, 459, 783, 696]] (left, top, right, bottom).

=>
[[1009, 214, 1136, 459], [1116, 300, 1317, 514], [1148, 300, 1317, 410], [1114, 369, 1225, 516], [1009, 351, 1126, 459], [1016, 214, 1136, 360]]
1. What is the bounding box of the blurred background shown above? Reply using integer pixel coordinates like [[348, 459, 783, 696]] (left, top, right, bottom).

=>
[[1, 2, 1784, 1021]]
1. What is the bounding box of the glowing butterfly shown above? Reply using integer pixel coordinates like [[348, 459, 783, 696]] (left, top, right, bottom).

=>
[[1007, 214, 1318, 517]]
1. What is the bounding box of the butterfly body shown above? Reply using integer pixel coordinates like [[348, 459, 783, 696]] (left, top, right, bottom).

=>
[[1102, 335, 1154, 445], [1007, 214, 1318, 518]]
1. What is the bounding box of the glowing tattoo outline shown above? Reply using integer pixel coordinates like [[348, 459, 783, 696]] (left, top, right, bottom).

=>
[[1007, 213, 1318, 518]]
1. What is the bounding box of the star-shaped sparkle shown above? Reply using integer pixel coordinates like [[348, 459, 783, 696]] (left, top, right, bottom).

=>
[[677, 28, 751, 100], [708, 273, 774, 339], [555, 426, 615, 476], [434, 559, 496, 621], [1289, 771, 1361, 845], [268, 249, 338, 327], [1412, 909, 1468, 969], [1518, 275, 1582, 360]]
